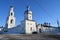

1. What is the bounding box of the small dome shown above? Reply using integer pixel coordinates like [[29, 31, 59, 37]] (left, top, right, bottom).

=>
[[10, 6, 14, 8], [24, 10, 32, 14], [28, 11, 32, 13], [27, 5, 30, 11], [24, 5, 32, 14]]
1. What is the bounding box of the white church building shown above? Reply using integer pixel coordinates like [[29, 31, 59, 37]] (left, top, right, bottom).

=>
[[0, 5, 59, 34]]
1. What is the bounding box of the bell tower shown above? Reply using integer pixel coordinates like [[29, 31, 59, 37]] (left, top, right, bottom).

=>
[[5, 6, 15, 28]]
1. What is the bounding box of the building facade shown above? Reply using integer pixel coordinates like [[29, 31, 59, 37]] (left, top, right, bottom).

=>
[[37, 22, 59, 34]]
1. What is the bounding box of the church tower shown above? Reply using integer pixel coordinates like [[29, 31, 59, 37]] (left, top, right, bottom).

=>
[[20, 5, 36, 34], [5, 6, 15, 28], [24, 5, 32, 20]]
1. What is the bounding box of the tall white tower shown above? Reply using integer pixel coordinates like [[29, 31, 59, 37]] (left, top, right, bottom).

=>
[[5, 6, 15, 29]]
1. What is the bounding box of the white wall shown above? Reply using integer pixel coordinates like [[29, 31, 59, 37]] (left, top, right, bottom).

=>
[[7, 16, 15, 28], [25, 20, 36, 34]]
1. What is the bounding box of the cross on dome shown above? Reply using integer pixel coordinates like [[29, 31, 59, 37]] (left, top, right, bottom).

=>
[[27, 5, 30, 11]]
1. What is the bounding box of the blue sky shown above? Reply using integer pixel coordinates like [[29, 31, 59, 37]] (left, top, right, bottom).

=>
[[0, 0, 60, 27]]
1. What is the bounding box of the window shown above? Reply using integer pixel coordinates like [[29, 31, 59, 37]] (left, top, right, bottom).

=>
[[30, 16, 31, 18], [11, 13, 13, 16], [11, 19, 13, 24], [30, 23, 32, 25], [27, 23, 29, 25], [30, 27, 32, 31]]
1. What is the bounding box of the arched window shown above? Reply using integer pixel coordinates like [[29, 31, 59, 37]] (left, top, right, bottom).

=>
[[11, 19, 13, 24], [11, 13, 13, 16], [30, 27, 32, 31], [30, 16, 31, 18]]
